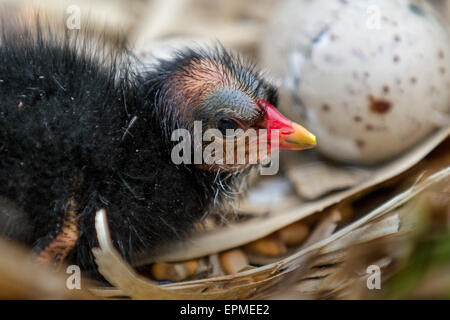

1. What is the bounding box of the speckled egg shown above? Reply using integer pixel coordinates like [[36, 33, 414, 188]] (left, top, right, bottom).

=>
[[262, 0, 450, 164]]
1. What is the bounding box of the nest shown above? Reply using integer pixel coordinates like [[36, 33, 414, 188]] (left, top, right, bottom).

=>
[[1, 129, 448, 299], [89, 129, 450, 299]]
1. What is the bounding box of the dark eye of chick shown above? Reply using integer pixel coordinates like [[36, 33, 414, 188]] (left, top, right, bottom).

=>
[[217, 118, 239, 136]]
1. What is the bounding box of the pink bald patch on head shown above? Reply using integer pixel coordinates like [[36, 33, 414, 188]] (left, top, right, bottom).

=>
[[166, 58, 236, 117], [181, 58, 234, 89]]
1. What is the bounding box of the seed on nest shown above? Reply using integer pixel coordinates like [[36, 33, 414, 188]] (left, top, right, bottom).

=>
[[277, 222, 309, 246], [151, 260, 200, 281], [243, 234, 287, 257], [337, 203, 353, 221], [182, 260, 200, 276], [219, 249, 249, 275]]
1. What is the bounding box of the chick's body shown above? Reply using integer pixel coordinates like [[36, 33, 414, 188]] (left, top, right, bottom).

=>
[[0, 20, 316, 276], [0, 30, 229, 272]]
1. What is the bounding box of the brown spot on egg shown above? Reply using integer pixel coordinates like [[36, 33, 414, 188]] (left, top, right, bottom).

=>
[[383, 85, 390, 94], [394, 35, 401, 43], [354, 115, 362, 122], [366, 124, 374, 131], [439, 50, 445, 59], [322, 104, 331, 112], [411, 77, 417, 85], [440, 67, 446, 75], [393, 55, 400, 63], [368, 95, 392, 114], [330, 34, 339, 41], [355, 140, 365, 149]]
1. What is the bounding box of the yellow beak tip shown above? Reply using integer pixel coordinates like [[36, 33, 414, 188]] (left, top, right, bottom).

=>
[[309, 134, 317, 146]]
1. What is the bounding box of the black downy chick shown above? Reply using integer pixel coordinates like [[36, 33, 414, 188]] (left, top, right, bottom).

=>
[[0, 20, 316, 276]]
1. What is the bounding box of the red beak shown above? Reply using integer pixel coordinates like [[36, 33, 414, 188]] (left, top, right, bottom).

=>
[[257, 100, 316, 150]]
